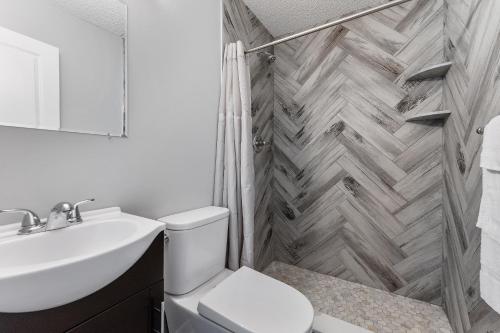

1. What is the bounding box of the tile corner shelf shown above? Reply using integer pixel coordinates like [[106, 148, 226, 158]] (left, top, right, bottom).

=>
[[407, 62, 453, 81], [406, 110, 451, 122]]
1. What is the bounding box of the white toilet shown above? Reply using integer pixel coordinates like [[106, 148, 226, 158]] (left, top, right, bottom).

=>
[[160, 206, 314, 333]]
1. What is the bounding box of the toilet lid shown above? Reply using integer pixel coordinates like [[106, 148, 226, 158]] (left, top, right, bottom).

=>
[[198, 267, 314, 333]]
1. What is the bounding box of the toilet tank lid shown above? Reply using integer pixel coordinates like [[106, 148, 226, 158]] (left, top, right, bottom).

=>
[[159, 206, 229, 231]]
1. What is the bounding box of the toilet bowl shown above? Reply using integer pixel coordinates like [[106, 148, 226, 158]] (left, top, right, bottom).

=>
[[160, 207, 314, 333]]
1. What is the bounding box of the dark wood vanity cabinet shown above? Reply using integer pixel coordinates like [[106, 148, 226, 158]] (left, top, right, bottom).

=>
[[0, 233, 164, 333]]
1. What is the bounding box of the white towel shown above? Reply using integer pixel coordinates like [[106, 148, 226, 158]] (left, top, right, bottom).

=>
[[478, 117, 500, 314], [481, 116, 500, 171], [481, 233, 500, 314], [477, 116, 500, 238], [481, 267, 500, 315], [481, 233, 500, 276], [477, 169, 500, 238]]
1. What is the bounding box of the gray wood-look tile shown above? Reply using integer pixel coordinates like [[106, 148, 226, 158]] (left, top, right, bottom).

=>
[[271, 0, 447, 304]]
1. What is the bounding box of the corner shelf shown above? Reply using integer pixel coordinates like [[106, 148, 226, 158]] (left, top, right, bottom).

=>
[[405, 110, 451, 122], [407, 62, 453, 81]]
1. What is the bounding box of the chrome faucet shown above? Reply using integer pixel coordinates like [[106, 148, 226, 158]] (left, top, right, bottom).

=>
[[1, 199, 95, 235], [46, 202, 73, 231], [46, 199, 95, 231], [0, 209, 46, 235]]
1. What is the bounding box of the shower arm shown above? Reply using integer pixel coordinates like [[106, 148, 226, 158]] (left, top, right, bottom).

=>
[[245, 0, 413, 54]]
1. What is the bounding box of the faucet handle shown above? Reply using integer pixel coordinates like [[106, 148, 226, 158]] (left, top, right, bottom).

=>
[[0, 209, 46, 235], [72, 199, 95, 224]]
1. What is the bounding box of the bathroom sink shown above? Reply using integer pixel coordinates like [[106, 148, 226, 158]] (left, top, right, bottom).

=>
[[0, 207, 165, 313]]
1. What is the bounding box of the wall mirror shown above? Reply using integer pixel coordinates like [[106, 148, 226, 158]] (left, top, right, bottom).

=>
[[0, 0, 127, 137]]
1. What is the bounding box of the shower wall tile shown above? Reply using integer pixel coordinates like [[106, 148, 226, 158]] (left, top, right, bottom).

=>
[[442, 0, 500, 332], [223, 0, 275, 271], [272, 0, 446, 304]]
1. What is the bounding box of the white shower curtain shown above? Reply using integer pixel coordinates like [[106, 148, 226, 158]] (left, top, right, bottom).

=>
[[213, 41, 255, 270]]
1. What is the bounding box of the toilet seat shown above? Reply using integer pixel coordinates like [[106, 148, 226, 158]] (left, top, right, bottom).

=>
[[198, 267, 314, 333]]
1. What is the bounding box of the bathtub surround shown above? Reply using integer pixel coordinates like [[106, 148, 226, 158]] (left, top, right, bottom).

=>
[[442, 0, 500, 331], [272, 0, 445, 303], [225, 3, 500, 331], [223, 0, 275, 271]]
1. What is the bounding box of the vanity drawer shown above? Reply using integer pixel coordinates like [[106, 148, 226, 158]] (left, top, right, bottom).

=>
[[67, 283, 163, 333]]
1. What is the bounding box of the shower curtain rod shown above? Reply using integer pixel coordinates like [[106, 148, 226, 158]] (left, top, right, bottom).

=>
[[245, 0, 413, 54]]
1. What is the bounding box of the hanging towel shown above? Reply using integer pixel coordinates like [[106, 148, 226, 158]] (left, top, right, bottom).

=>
[[477, 169, 500, 238], [481, 233, 500, 277], [478, 116, 500, 314], [480, 233, 500, 314], [477, 116, 500, 238], [481, 267, 500, 314], [480, 116, 500, 170]]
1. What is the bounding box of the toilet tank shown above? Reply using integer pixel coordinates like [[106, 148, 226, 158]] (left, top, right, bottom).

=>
[[159, 206, 229, 295]]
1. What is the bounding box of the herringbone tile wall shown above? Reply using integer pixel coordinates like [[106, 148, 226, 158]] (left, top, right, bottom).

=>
[[223, 0, 275, 271], [224, 0, 500, 329], [272, 0, 446, 304], [442, 0, 500, 332]]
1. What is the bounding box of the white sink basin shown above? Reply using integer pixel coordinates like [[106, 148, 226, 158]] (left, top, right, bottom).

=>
[[0, 207, 165, 313]]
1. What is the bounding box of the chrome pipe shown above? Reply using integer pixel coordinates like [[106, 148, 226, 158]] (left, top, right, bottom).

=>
[[245, 0, 413, 54]]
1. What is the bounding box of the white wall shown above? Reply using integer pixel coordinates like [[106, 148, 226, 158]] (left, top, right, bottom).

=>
[[0, 0, 223, 225]]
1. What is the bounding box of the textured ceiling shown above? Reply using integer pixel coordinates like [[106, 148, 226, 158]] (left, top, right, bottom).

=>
[[52, 0, 127, 37], [242, 0, 388, 37]]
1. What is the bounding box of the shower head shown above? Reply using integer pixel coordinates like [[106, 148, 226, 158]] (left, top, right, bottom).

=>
[[257, 51, 277, 64]]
